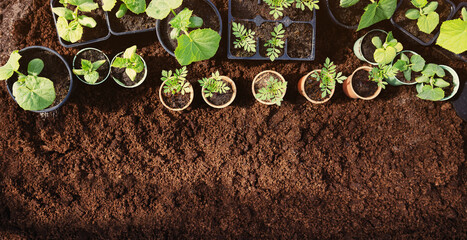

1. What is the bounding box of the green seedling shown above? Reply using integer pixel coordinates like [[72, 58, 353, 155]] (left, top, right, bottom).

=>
[[263, 0, 319, 19], [52, 0, 99, 43], [405, 0, 439, 34], [340, 0, 397, 31], [198, 71, 230, 98], [73, 59, 106, 84], [265, 24, 285, 61], [111, 45, 144, 82], [368, 65, 397, 89], [436, 7, 467, 54], [372, 31, 403, 65], [102, 0, 146, 18], [415, 63, 450, 101], [146, 0, 221, 66], [0, 51, 56, 111], [161, 66, 192, 95], [232, 22, 256, 53], [392, 52, 426, 82], [310, 58, 347, 99], [255, 76, 288, 106]]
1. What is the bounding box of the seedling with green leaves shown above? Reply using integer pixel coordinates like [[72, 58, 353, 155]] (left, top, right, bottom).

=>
[[368, 65, 397, 89], [392, 52, 426, 82], [111, 46, 144, 82], [339, 0, 397, 31], [102, 0, 146, 18], [73, 59, 106, 84], [265, 24, 285, 61], [415, 63, 450, 101], [161, 67, 192, 95], [372, 31, 403, 65], [0, 51, 56, 111], [310, 58, 347, 99], [263, 0, 319, 19], [255, 76, 288, 106], [232, 22, 256, 53], [52, 0, 99, 43], [198, 71, 230, 98], [405, 0, 439, 34], [436, 7, 467, 54], [146, 0, 221, 66]]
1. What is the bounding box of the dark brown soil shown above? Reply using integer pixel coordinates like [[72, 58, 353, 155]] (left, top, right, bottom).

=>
[[230, 20, 257, 57], [258, 22, 285, 59], [352, 69, 378, 97], [361, 30, 387, 63], [111, 53, 145, 87], [74, 49, 110, 84], [305, 74, 328, 101], [231, 0, 314, 21], [287, 23, 313, 58], [393, 52, 421, 83], [162, 90, 192, 109], [329, 0, 371, 27], [393, 0, 453, 43], [106, 0, 157, 33], [1, 0, 467, 239], [205, 79, 234, 106]]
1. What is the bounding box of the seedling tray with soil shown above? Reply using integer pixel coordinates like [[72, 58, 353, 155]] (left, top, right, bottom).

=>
[[228, 0, 316, 61], [105, 0, 158, 35]]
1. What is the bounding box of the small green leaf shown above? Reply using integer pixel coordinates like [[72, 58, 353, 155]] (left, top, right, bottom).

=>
[[403, 69, 412, 81], [123, 0, 146, 14], [84, 71, 99, 84], [372, 36, 383, 48], [124, 45, 137, 59], [77, 15, 97, 28], [400, 52, 409, 62], [421, 63, 438, 77], [81, 59, 93, 72], [189, 16, 203, 28], [0, 51, 21, 80], [170, 8, 192, 33], [73, 69, 87, 75], [116, 3, 128, 18], [417, 11, 439, 34], [92, 60, 106, 70], [405, 8, 420, 19], [411, 0, 427, 8], [28, 59, 44, 76], [340, 0, 360, 8], [435, 65, 445, 77], [102, 0, 117, 11], [126, 68, 137, 81], [146, 0, 183, 19], [434, 78, 449, 88], [462, 7, 467, 21], [436, 18, 467, 54], [111, 57, 128, 68], [52, 7, 75, 20], [175, 28, 221, 66], [374, 46, 396, 65], [416, 75, 429, 83], [417, 85, 444, 101], [410, 54, 426, 72], [12, 76, 56, 111], [422, 1, 438, 14], [77, 1, 99, 12]]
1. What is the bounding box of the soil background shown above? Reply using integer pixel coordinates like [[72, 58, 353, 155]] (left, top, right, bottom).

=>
[[0, 0, 466, 239]]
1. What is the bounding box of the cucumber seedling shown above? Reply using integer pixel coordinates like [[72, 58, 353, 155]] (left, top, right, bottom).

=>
[[265, 24, 285, 61], [198, 71, 230, 98], [310, 58, 347, 98], [372, 31, 403, 65], [232, 22, 256, 53], [392, 52, 426, 82], [111, 45, 145, 82], [405, 0, 439, 34], [255, 76, 288, 106], [73, 59, 106, 84], [102, 0, 146, 18], [415, 63, 450, 101], [436, 7, 467, 54]]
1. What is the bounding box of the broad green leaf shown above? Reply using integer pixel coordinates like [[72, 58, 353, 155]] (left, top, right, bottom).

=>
[[170, 8, 192, 33], [57, 17, 71, 42], [175, 28, 221, 66], [410, 54, 426, 72], [68, 21, 84, 43], [436, 19, 467, 54], [189, 16, 203, 28], [411, 0, 427, 8], [357, 0, 397, 31], [146, 0, 183, 19], [102, 0, 117, 11], [28, 59, 44, 76], [124, 45, 137, 59], [77, 15, 97, 28], [422, 1, 438, 14], [340, 0, 360, 8], [81, 59, 93, 71], [374, 46, 396, 65], [393, 59, 407, 71], [111, 57, 128, 68], [84, 71, 99, 84], [372, 36, 383, 48], [12, 76, 56, 111], [92, 60, 106, 70], [52, 7, 75, 20], [0, 51, 21, 80], [405, 9, 420, 19], [73, 69, 87, 75], [116, 3, 128, 18], [421, 63, 438, 76], [126, 68, 137, 81], [434, 78, 449, 88], [417, 11, 439, 34], [417, 85, 444, 101], [123, 0, 146, 14]]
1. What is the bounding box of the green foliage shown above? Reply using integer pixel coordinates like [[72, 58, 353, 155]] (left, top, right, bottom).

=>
[[340, 0, 397, 31], [0, 51, 56, 111], [295, 0, 320, 11], [111, 45, 145, 82], [368, 65, 397, 89], [161, 67, 192, 95], [73, 59, 106, 84], [372, 31, 403, 65], [146, 0, 182, 19], [415, 63, 449, 101], [52, 0, 98, 43], [392, 52, 426, 82], [264, 0, 319, 19], [102, 0, 146, 18], [255, 76, 288, 106], [232, 22, 256, 53], [265, 24, 285, 61], [310, 58, 347, 99], [198, 71, 231, 98], [436, 7, 467, 54], [405, 0, 439, 34]]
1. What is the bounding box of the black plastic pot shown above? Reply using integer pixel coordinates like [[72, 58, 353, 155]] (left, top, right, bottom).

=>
[[390, 0, 456, 46], [106, 0, 158, 36], [453, 81, 467, 121], [325, 0, 358, 29], [50, 0, 111, 48], [5, 46, 74, 113], [227, 0, 316, 61], [155, 0, 223, 57]]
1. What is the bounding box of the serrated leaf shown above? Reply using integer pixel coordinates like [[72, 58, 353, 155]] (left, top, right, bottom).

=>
[[28, 59, 44, 76], [175, 28, 221, 66], [169, 8, 192, 33], [340, 0, 360, 8], [146, 0, 183, 19], [77, 15, 97, 28], [405, 8, 420, 19], [417, 85, 444, 101], [12, 76, 56, 111], [436, 19, 467, 54], [0, 51, 21, 80]]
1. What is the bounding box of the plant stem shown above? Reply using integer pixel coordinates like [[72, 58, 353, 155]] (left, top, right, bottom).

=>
[[171, 9, 177, 17]]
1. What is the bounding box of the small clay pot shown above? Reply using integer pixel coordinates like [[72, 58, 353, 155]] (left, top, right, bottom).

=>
[[298, 70, 335, 104], [159, 81, 194, 111], [353, 29, 388, 65], [343, 66, 382, 100], [201, 76, 237, 109], [252, 70, 287, 105]]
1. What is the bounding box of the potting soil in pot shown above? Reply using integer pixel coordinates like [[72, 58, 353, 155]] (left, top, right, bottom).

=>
[[352, 69, 378, 97]]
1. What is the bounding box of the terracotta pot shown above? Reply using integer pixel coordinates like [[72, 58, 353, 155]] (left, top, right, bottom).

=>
[[252, 70, 287, 105], [343, 66, 382, 100], [159, 81, 194, 111], [201, 76, 237, 109], [298, 70, 335, 104]]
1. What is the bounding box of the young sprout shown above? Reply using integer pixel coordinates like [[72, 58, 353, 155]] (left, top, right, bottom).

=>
[[310, 58, 347, 98], [111, 45, 144, 82], [372, 31, 403, 65], [265, 24, 285, 61], [392, 52, 426, 82], [52, 0, 99, 43], [436, 7, 467, 54], [102, 0, 146, 18], [405, 0, 439, 34], [161, 67, 192, 95], [415, 63, 449, 101], [368, 65, 397, 89], [264, 0, 319, 19], [255, 76, 288, 106], [232, 22, 256, 53], [73, 59, 106, 84], [198, 71, 230, 98]]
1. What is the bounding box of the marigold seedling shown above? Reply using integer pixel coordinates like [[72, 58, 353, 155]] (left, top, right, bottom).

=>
[[111, 45, 144, 82], [436, 7, 467, 54], [198, 71, 230, 98], [310, 58, 347, 99], [265, 24, 285, 61], [255, 76, 287, 106], [102, 0, 146, 18], [232, 22, 256, 53], [161, 66, 192, 95], [405, 0, 439, 34], [372, 31, 403, 65], [340, 0, 397, 31], [415, 63, 450, 101], [393, 52, 426, 82], [73, 59, 106, 84], [264, 0, 319, 19]]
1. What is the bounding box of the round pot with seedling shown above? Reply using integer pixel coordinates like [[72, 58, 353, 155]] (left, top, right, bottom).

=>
[[199, 71, 237, 109], [436, 6, 467, 60], [150, 0, 222, 66], [415, 63, 459, 101], [0, 47, 73, 112], [73, 48, 111, 85], [252, 70, 287, 106], [343, 65, 395, 100], [354, 30, 403, 65], [298, 58, 347, 104], [388, 50, 426, 86], [110, 45, 147, 88], [103, 0, 158, 35], [159, 67, 194, 111]]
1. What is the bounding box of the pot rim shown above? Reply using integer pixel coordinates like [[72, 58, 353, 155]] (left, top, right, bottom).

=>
[[201, 76, 237, 109], [72, 48, 111, 86], [110, 51, 147, 88], [159, 80, 195, 111]]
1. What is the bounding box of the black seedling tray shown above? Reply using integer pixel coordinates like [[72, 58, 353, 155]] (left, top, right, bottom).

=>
[[390, 0, 456, 46], [50, 0, 111, 48], [227, 0, 316, 61]]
